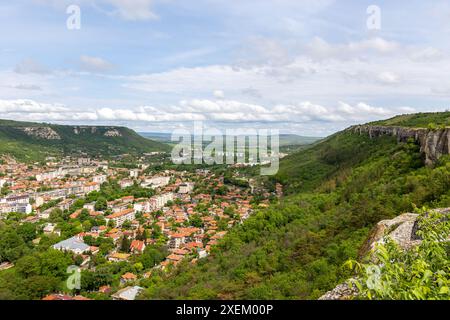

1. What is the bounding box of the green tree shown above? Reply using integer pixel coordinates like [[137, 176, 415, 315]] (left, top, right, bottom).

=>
[[95, 197, 108, 211], [347, 207, 450, 300]]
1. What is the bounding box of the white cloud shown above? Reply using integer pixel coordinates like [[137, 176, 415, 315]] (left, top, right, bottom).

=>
[[79, 55, 114, 73], [410, 47, 444, 62], [10, 84, 42, 91], [0, 99, 68, 113], [14, 58, 50, 75], [213, 90, 225, 99], [0, 98, 413, 126], [105, 0, 157, 21], [377, 71, 400, 85], [305, 37, 400, 61], [34, 0, 158, 20]]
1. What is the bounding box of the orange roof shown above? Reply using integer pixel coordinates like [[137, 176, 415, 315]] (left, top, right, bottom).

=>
[[170, 233, 186, 238], [121, 272, 137, 280], [172, 248, 189, 255], [106, 208, 134, 219], [130, 240, 145, 252], [166, 254, 183, 261]]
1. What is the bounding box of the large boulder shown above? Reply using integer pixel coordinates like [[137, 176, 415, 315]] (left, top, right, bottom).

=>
[[319, 208, 450, 300]]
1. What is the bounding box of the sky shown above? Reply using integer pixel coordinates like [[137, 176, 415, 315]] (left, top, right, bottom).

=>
[[0, 0, 450, 136]]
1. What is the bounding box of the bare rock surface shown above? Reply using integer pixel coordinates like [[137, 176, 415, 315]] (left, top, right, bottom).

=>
[[18, 127, 61, 140], [320, 208, 450, 300], [350, 125, 450, 165]]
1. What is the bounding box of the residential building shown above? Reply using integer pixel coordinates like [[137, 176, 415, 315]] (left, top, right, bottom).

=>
[[105, 208, 136, 227], [53, 236, 90, 254]]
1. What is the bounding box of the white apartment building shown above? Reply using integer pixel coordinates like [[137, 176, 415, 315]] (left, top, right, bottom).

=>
[[149, 192, 174, 210], [133, 201, 150, 213], [141, 176, 170, 189], [106, 208, 136, 227], [0, 202, 32, 215], [178, 182, 194, 194], [93, 175, 107, 184]]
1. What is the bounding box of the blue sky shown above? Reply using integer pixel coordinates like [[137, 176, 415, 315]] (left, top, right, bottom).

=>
[[1, 0, 450, 135]]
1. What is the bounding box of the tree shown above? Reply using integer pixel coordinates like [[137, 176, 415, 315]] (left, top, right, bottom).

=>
[[17, 223, 37, 243], [189, 214, 203, 228], [347, 208, 450, 300], [39, 249, 72, 278], [82, 220, 92, 232], [21, 276, 60, 300], [95, 197, 108, 211], [120, 236, 131, 253], [122, 220, 132, 230], [138, 245, 168, 269], [107, 220, 116, 228], [15, 254, 41, 277], [49, 208, 63, 222], [0, 230, 28, 262]]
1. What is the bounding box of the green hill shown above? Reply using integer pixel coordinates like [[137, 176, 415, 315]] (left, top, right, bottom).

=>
[[0, 119, 170, 162], [141, 112, 450, 300], [369, 111, 450, 128]]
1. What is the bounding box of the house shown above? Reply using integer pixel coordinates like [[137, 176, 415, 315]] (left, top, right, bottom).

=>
[[120, 179, 133, 189], [120, 272, 137, 285], [57, 198, 74, 211], [168, 233, 185, 249], [105, 208, 135, 227], [121, 196, 134, 204], [129, 169, 140, 178], [198, 249, 208, 259], [83, 182, 100, 194], [0, 202, 32, 215], [52, 236, 90, 255], [43, 223, 60, 236], [111, 286, 144, 301], [166, 253, 184, 265], [141, 176, 170, 188], [133, 201, 150, 213], [83, 202, 96, 211], [42, 294, 91, 301], [130, 240, 146, 254], [92, 175, 107, 184], [178, 182, 194, 194], [149, 192, 173, 210], [108, 252, 130, 262], [99, 285, 112, 294]]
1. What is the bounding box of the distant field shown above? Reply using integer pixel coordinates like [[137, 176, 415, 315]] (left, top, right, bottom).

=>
[[139, 132, 322, 147]]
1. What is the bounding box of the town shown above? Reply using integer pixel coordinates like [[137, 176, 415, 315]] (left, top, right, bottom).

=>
[[0, 154, 281, 300]]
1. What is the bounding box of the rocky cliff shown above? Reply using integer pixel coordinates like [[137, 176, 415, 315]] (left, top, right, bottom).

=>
[[319, 208, 450, 300], [349, 125, 450, 165]]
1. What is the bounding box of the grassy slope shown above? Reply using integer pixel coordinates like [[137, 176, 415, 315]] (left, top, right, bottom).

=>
[[369, 111, 450, 128], [142, 116, 450, 300], [0, 120, 170, 162]]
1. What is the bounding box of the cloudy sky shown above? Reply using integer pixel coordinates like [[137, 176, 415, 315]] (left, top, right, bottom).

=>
[[1, 0, 450, 136]]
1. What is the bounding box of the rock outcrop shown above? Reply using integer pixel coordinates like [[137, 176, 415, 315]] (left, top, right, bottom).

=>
[[104, 129, 122, 137], [318, 282, 358, 300], [319, 208, 450, 300], [350, 125, 450, 165], [358, 213, 419, 257], [18, 127, 61, 140]]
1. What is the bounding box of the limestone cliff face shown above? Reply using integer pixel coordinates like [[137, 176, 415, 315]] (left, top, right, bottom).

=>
[[18, 127, 61, 140], [319, 208, 450, 300], [350, 125, 450, 165]]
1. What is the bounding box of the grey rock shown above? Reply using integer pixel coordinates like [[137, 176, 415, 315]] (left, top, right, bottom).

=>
[[349, 125, 450, 165]]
